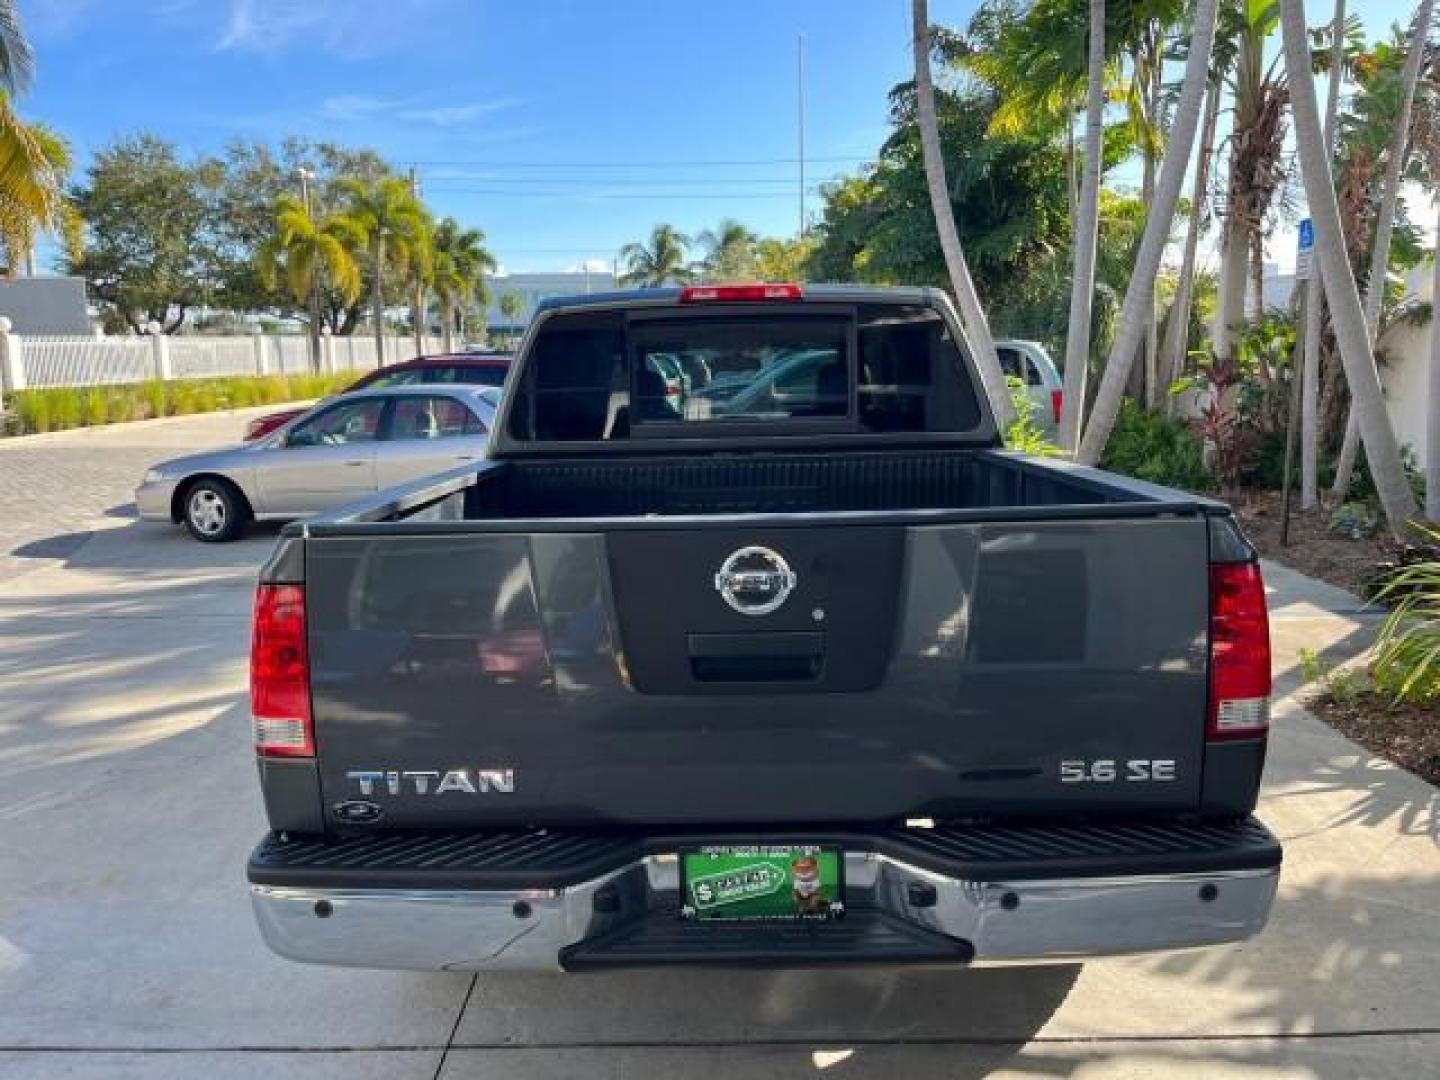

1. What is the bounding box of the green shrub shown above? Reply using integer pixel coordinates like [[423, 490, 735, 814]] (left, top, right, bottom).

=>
[[49, 388, 81, 430], [1373, 529, 1440, 703], [1100, 400, 1211, 492], [1330, 502, 1377, 540], [4, 373, 355, 437], [13, 391, 51, 433], [1002, 376, 1062, 457], [81, 390, 108, 426], [141, 380, 168, 419], [106, 392, 135, 424]]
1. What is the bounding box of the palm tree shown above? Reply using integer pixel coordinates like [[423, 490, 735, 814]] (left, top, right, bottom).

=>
[[0, 102, 75, 276], [1211, 0, 1290, 377], [1301, 0, 1348, 511], [1330, 0, 1436, 503], [1280, 0, 1417, 534], [337, 176, 428, 365], [432, 218, 496, 352], [1159, 64, 1222, 413], [256, 195, 362, 371], [1076, 0, 1220, 464], [618, 224, 691, 287], [912, 0, 1012, 425], [0, 2, 73, 279], [1057, 0, 1106, 454], [405, 211, 434, 359], [498, 291, 524, 348], [696, 219, 758, 282]]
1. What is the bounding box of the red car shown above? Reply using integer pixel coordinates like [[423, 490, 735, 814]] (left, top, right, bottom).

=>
[[242, 353, 512, 442]]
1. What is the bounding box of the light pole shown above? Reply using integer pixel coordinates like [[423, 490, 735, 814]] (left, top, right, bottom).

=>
[[296, 167, 322, 372]]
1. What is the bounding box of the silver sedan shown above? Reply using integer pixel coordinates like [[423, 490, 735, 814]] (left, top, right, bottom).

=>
[[136, 385, 499, 542]]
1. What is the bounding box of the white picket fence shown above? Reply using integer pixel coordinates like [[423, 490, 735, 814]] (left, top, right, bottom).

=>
[[5, 332, 447, 392]]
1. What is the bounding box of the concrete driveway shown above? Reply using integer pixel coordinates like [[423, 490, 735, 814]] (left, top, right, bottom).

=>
[[1, 411, 1437, 1079]]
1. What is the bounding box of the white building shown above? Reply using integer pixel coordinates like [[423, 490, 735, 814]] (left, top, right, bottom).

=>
[[484, 270, 617, 332]]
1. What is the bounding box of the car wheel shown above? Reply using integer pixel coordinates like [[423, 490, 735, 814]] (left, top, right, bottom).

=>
[[182, 479, 248, 543]]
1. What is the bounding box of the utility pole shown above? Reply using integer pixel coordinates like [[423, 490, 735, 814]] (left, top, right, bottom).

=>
[[797, 33, 807, 238]]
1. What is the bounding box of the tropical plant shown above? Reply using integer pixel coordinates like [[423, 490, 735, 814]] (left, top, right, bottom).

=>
[[404, 210, 435, 358], [256, 194, 362, 370], [1279, 0, 1417, 534], [1059, 0, 1105, 454], [1211, 0, 1291, 374], [498, 291, 524, 347], [1300, 0, 1349, 511], [1372, 528, 1440, 702], [1100, 398, 1211, 490], [755, 235, 815, 281], [618, 224, 691, 287], [695, 219, 758, 282], [1003, 376, 1063, 456], [337, 176, 428, 363], [1075, 0, 1221, 464], [912, 0, 1012, 424], [1331, 0, 1436, 504], [431, 217, 496, 352]]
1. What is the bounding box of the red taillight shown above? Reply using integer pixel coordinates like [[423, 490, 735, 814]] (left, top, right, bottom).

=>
[[680, 283, 804, 303], [1208, 562, 1271, 740], [251, 584, 313, 757], [1050, 388, 1063, 424]]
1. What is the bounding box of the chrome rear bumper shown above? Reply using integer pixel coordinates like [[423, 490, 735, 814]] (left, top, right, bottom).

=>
[[251, 851, 1278, 972]]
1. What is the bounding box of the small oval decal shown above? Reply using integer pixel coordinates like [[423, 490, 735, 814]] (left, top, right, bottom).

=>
[[333, 800, 384, 824]]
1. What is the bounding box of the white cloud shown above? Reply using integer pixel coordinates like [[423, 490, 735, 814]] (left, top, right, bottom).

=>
[[398, 98, 525, 127], [218, 0, 453, 59]]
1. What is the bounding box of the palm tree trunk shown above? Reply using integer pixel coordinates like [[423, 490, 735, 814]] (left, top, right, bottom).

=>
[[412, 281, 425, 358], [1058, 0, 1105, 455], [1428, 203, 1440, 522], [912, 0, 1013, 426], [1143, 41, 1163, 408], [371, 235, 386, 366], [1281, 0, 1417, 534], [1213, 205, 1249, 368], [308, 289, 323, 374], [1161, 78, 1221, 415], [441, 297, 455, 353], [1331, 0, 1434, 503], [1301, 0, 1346, 510], [1076, 0, 1220, 465]]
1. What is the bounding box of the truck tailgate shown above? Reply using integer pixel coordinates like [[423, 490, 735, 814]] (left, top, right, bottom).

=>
[[305, 514, 1209, 827]]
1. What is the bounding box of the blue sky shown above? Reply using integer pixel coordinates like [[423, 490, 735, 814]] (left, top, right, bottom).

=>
[[23, 0, 1424, 275]]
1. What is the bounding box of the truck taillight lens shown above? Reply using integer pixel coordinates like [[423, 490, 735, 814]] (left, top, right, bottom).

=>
[[251, 584, 313, 757], [1050, 389, 1063, 424], [1208, 562, 1271, 740]]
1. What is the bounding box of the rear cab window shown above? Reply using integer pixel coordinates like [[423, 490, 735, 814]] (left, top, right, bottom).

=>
[[505, 300, 982, 444]]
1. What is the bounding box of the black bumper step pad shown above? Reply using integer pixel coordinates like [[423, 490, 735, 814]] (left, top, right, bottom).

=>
[[560, 909, 974, 971], [249, 816, 1279, 891]]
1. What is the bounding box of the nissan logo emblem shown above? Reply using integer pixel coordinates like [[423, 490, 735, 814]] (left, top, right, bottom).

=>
[[714, 546, 797, 615]]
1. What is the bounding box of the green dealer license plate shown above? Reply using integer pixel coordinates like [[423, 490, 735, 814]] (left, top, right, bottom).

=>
[[680, 845, 843, 921]]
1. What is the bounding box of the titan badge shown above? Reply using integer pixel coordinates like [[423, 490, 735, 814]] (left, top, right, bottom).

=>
[[346, 768, 516, 796]]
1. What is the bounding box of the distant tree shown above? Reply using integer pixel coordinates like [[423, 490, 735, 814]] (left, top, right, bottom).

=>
[[211, 138, 392, 331], [432, 217, 496, 351], [498, 290, 524, 347], [695, 219, 758, 282], [66, 135, 218, 333], [754, 235, 816, 281], [337, 176, 428, 360], [256, 194, 362, 370], [618, 224, 691, 287]]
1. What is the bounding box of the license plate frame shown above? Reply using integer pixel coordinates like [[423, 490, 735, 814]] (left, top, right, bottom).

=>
[[679, 844, 844, 922]]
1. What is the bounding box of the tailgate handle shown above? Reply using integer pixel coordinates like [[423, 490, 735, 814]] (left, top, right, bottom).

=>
[[687, 632, 824, 683]]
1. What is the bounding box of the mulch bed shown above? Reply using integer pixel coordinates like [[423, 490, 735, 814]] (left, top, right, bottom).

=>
[[1309, 691, 1440, 788], [1230, 488, 1392, 597], [1226, 489, 1439, 786]]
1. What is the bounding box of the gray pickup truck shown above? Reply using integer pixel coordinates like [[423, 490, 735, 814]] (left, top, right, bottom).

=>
[[246, 283, 1279, 972]]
